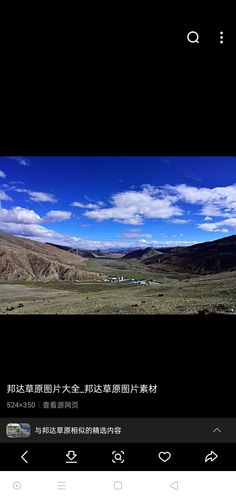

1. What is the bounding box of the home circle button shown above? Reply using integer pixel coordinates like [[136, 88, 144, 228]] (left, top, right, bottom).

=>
[[13, 481, 21, 490]]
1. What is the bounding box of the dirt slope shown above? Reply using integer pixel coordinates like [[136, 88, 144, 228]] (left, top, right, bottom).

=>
[[0, 232, 99, 281]]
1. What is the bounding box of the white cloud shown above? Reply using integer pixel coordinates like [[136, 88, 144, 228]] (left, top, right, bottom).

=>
[[204, 216, 213, 221], [199, 205, 224, 217], [80, 182, 236, 225], [0, 190, 12, 201], [165, 183, 236, 217], [0, 170, 6, 179], [170, 219, 191, 224], [0, 200, 200, 252], [0, 224, 199, 250], [15, 188, 57, 203], [43, 210, 72, 222], [199, 226, 229, 233], [7, 156, 30, 167], [0, 205, 71, 241], [198, 217, 236, 233], [133, 239, 198, 248], [0, 222, 56, 239], [113, 215, 144, 225], [0, 206, 42, 224], [83, 186, 183, 225], [28, 191, 57, 203], [122, 229, 153, 239], [71, 201, 101, 209]]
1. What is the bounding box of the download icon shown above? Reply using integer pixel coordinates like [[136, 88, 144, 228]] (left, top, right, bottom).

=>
[[65, 450, 78, 463]]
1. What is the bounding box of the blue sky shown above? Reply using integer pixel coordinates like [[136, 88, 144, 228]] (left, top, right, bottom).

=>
[[0, 156, 236, 249]]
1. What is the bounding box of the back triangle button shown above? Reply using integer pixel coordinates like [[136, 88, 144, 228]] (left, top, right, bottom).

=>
[[170, 481, 179, 490]]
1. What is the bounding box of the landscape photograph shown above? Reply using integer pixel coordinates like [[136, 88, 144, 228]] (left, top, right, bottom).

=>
[[0, 156, 236, 315]]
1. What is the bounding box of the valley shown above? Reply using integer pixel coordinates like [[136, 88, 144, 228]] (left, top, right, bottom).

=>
[[1, 232, 236, 315], [0, 260, 236, 315]]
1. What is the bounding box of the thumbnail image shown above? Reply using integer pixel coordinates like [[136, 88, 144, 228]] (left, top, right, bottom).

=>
[[6, 423, 31, 438]]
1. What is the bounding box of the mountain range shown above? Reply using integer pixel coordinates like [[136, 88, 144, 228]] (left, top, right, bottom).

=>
[[1, 231, 236, 280]]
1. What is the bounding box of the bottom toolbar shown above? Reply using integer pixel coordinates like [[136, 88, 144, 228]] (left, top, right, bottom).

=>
[[0, 443, 235, 470]]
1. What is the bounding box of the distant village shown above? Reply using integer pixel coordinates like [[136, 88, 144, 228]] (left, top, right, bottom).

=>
[[100, 274, 160, 285]]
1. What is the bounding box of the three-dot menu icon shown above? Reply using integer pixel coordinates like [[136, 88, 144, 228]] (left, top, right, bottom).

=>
[[220, 31, 224, 44]]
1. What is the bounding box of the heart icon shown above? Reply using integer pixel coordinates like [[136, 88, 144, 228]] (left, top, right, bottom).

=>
[[158, 451, 171, 462]]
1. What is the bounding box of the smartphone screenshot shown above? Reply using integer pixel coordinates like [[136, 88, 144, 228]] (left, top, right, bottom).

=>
[[0, 16, 235, 500]]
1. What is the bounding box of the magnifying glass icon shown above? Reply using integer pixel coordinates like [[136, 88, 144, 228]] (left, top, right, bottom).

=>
[[187, 31, 199, 43]]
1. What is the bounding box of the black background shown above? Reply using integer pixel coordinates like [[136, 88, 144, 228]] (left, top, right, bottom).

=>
[[0, 13, 235, 423]]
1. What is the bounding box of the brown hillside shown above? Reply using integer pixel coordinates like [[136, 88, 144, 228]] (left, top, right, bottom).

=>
[[144, 235, 236, 274], [0, 232, 99, 281], [123, 247, 162, 260]]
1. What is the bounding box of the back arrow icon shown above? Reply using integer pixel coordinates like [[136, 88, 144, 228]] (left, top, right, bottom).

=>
[[170, 481, 179, 490], [21, 451, 28, 463]]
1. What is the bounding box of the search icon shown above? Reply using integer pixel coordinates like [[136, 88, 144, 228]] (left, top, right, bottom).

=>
[[187, 31, 199, 43]]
